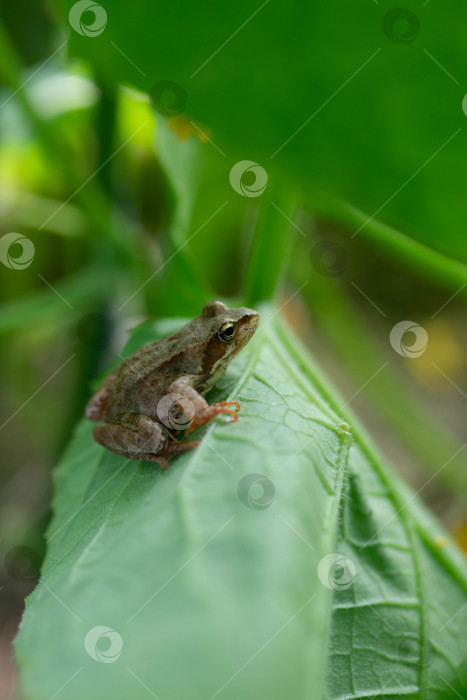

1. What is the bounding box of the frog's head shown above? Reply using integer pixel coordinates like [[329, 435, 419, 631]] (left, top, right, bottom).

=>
[[202, 300, 259, 352], [198, 301, 259, 386]]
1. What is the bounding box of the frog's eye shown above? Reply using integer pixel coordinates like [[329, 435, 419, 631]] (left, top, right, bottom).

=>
[[217, 321, 236, 342]]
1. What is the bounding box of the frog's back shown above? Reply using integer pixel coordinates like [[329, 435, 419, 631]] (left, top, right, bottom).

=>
[[103, 328, 204, 420]]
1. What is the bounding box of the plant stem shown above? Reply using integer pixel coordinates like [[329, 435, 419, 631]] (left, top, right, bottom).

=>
[[309, 192, 467, 296], [245, 186, 300, 306]]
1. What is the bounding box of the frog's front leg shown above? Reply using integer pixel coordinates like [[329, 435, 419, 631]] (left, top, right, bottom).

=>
[[93, 412, 199, 469], [168, 377, 241, 437]]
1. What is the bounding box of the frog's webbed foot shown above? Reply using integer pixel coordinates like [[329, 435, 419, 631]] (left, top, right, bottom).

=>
[[164, 439, 200, 457], [143, 440, 199, 469], [184, 400, 241, 436]]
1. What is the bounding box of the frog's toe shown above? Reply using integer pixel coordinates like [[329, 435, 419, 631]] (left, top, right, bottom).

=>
[[216, 400, 241, 412]]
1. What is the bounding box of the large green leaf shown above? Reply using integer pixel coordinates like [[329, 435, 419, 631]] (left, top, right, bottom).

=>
[[61, 0, 467, 263], [15, 311, 467, 699]]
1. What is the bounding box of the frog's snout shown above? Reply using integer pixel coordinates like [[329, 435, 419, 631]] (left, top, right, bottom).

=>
[[237, 308, 259, 344], [248, 311, 260, 331]]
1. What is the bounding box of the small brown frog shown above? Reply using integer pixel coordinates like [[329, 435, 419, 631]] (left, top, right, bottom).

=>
[[85, 301, 259, 469]]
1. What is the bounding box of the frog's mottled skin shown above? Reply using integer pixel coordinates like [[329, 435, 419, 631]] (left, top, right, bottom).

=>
[[85, 301, 259, 468]]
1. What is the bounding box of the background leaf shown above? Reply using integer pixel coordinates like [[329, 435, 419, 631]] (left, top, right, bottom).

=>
[[62, 0, 467, 264]]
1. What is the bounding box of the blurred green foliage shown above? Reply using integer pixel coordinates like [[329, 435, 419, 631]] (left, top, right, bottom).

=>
[[63, 0, 467, 266], [0, 0, 466, 696]]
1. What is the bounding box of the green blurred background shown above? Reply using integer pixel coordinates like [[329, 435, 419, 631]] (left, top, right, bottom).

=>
[[1, 0, 467, 696]]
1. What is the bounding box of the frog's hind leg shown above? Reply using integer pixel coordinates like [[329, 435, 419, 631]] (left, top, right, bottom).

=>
[[93, 412, 168, 462], [93, 412, 198, 469]]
